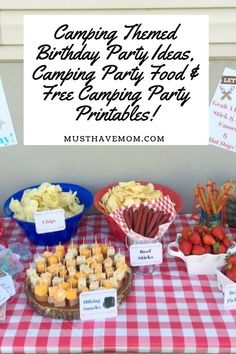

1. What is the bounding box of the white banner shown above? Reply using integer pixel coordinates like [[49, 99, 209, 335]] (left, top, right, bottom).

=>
[[209, 67, 236, 153], [0, 79, 17, 148]]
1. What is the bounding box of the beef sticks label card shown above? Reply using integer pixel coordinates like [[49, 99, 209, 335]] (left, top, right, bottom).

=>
[[209, 67, 236, 152], [0, 79, 17, 148]]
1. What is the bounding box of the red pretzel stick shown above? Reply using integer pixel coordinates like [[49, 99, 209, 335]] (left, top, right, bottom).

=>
[[133, 205, 144, 233], [128, 207, 133, 229], [158, 213, 171, 225], [132, 209, 138, 230], [138, 206, 149, 235], [146, 210, 163, 235], [146, 225, 159, 238], [123, 209, 131, 230]]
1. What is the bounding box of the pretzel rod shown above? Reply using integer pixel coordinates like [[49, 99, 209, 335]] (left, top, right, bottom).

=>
[[212, 182, 218, 194], [222, 180, 233, 193], [216, 194, 228, 214], [196, 185, 210, 213], [206, 179, 213, 193], [194, 188, 205, 210], [212, 182, 218, 207], [217, 191, 227, 210], [208, 192, 217, 214]]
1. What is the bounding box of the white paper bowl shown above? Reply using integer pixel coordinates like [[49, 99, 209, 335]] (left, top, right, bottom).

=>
[[216, 268, 236, 293], [167, 238, 229, 275]]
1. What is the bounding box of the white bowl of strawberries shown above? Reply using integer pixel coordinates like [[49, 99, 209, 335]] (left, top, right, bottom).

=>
[[216, 253, 236, 293], [167, 225, 236, 275]]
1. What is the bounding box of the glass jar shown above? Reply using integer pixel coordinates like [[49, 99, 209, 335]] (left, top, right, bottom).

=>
[[226, 197, 236, 228], [225, 180, 236, 228], [199, 209, 222, 228]]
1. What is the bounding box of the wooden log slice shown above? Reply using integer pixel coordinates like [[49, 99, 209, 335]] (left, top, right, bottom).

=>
[[25, 268, 132, 320]]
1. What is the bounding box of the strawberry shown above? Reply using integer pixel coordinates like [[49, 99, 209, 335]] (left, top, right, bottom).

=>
[[182, 227, 193, 240], [193, 225, 210, 235], [0, 219, 3, 237], [192, 245, 206, 255], [225, 267, 236, 282], [0, 240, 8, 248], [179, 239, 192, 256], [211, 226, 225, 241], [226, 254, 236, 267], [213, 242, 227, 254], [221, 265, 227, 275], [202, 234, 216, 246], [189, 232, 201, 245], [204, 244, 212, 253], [223, 236, 233, 249]]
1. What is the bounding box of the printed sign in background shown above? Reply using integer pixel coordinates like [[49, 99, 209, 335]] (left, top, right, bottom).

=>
[[209, 67, 236, 153], [0, 79, 17, 148], [24, 15, 208, 145]]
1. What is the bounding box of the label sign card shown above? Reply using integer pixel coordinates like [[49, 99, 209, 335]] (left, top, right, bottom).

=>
[[0, 303, 6, 322], [24, 15, 208, 145], [130, 242, 163, 266], [34, 209, 65, 234], [0, 79, 17, 148], [80, 289, 117, 321], [209, 67, 236, 153], [0, 286, 10, 307], [224, 284, 236, 310], [0, 269, 15, 297]]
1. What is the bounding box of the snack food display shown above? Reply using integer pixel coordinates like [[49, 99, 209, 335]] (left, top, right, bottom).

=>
[[167, 225, 235, 275], [4, 183, 93, 246], [178, 225, 233, 256], [25, 241, 132, 319], [111, 196, 176, 247], [216, 250, 236, 295], [123, 205, 171, 238], [9, 182, 84, 222], [193, 179, 234, 227], [94, 182, 183, 242], [100, 181, 163, 213], [220, 253, 236, 282]]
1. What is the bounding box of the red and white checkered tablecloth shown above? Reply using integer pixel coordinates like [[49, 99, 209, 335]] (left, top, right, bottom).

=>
[[0, 214, 236, 354]]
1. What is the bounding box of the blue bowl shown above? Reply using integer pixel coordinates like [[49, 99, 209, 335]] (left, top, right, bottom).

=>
[[4, 183, 93, 246]]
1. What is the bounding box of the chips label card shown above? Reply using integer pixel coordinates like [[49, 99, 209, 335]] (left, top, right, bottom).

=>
[[34, 209, 66, 234], [130, 242, 163, 266], [80, 289, 117, 321]]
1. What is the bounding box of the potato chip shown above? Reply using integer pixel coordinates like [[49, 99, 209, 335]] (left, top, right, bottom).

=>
[[9, 182, 84, 222], [100, 181, 163, 213]]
